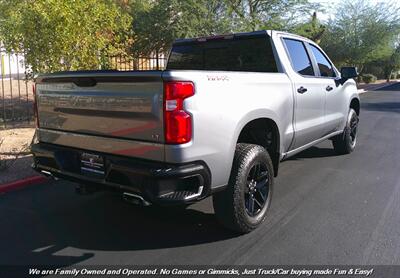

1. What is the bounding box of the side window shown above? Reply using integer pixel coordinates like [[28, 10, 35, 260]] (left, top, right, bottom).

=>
[[283, 38, 314, 76], [167, 37, 278, 72], [310, 44, 336, 77]]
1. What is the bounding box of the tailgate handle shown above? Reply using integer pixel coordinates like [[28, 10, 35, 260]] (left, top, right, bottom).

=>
[[73, 77, 97, 87]]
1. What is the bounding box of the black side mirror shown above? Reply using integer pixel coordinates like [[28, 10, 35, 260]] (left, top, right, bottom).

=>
[[341, 67, 358, 79]]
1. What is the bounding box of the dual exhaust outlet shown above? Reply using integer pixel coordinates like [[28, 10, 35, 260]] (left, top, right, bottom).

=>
[[41, 170, 200, 206], [122, 192, 151, 206]]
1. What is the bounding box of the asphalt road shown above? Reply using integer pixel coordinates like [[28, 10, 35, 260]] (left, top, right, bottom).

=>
[[1, 84, 400, 267]]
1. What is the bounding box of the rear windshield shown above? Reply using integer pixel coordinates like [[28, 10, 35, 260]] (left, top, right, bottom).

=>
[[167, 36, 278, 72]]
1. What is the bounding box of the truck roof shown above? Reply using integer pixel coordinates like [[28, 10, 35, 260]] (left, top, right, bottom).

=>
[[173, 30, 312, 45], [173, 30, 272, 45]]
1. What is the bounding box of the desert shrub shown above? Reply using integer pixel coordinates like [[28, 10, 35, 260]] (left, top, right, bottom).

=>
[[362, 74, 377, 84]]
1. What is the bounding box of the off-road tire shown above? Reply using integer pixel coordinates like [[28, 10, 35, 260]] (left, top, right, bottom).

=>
[[332, 108, 359, 155], [213, 143, 274, 234]]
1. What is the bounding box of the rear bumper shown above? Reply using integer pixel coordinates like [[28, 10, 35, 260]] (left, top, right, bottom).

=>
[[31, 143, 211, 205]]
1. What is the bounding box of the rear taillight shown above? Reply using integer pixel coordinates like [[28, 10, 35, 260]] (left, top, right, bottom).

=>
[[164, 81, 194, 144], [33, 84, 39, 127]]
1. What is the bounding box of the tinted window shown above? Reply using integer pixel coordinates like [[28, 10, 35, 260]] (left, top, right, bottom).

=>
[[310, 44, 335, 77], [167, 37, 278, 72], [283, 38, 314, 76]]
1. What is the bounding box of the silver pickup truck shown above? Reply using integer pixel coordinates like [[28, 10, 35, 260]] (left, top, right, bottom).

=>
[[31, 30, 360, 233]]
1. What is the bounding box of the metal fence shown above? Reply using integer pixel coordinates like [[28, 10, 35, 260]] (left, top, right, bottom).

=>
[[110, 54, 167, 71], [0, 51, 33, 128], [0, 50, 167, 127]]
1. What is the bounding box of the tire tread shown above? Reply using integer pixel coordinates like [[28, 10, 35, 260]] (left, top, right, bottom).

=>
[[213, 143, 273, 233]]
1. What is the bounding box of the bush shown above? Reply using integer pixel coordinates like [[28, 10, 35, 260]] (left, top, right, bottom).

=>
[[362, 74, 377, 84], [0, 0, 132, 73]]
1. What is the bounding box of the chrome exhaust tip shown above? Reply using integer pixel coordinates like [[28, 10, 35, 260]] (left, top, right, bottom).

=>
[[40, 170, 58, 180], [123, 192, 151, 206]]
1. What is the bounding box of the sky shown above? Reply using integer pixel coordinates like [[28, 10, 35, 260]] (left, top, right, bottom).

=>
[[310, 0, 400, 22]]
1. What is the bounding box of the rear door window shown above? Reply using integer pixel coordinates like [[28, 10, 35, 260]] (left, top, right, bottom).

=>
[[309, 44, 336, 77], [283, 38, 314, 76]]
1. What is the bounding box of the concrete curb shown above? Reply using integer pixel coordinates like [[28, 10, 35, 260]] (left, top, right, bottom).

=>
[[0, 175, 48, 194]]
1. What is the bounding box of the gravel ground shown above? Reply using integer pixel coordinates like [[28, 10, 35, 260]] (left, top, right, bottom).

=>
[[0, 125, 36, 184]]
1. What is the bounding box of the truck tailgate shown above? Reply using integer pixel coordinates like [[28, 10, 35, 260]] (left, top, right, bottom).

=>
[[36, 71, 164, 143]]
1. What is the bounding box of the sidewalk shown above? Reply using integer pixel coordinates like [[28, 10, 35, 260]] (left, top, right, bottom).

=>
[[0, 125, 38, 186]]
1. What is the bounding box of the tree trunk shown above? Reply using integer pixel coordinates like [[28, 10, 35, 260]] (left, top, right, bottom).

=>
[[385, 68, 392, 83]]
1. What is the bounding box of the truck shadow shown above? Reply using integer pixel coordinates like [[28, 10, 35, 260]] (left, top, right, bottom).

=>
[[0, 182, 236, 266]]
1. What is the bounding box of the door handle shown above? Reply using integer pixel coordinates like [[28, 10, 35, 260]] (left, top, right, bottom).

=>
[[326, 85, 333, 92], [297, 86, 307, 94]]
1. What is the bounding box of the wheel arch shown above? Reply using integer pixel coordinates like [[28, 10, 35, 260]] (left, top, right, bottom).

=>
[[235, 117, 281, 177]]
